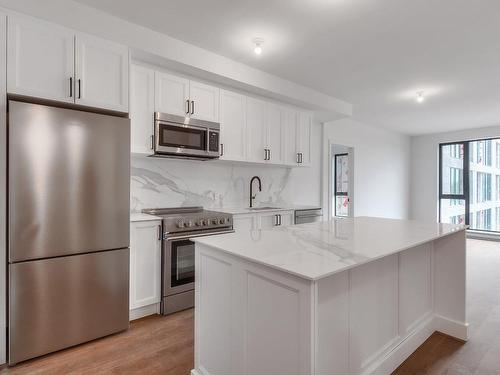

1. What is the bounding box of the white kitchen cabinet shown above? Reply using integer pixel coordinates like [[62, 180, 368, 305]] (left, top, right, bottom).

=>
[[233, 210, 294, 232], [282, 108, 299, 165], [266, 103, 284, 164], [7, 15, 74, 103], [155, 71, 190, 116], [297, 112, 312, 166], [130, 220, 162, 320], [189, 80, 219, 122], [232, 214, 255, 232], [75, 33, 129, 112], [258, 210, 294, 229], [130, 64, 155, 154], [246, 97, 267, 162], [7, 14, 129, 112], [220, 89, 246, 161]]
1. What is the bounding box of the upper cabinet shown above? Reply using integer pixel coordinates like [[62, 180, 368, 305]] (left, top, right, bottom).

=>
[[74, 33, 129, 112], [130, 66, 313, 166], [7, 14, 129, 112], [297, 112, 312, 166], [7, 15, 74, 103], [219, 89, 246, 161], [130, 64, 155, 154], [155, 71, 190, 116], [189, 80, 219, 122], [155, 72, 219, 122]]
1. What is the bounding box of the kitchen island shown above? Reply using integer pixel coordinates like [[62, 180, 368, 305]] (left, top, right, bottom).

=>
[[191, 217, 467, 375]]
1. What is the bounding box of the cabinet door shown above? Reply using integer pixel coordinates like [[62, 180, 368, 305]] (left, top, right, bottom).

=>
[[189, 80, 219, 122], [155, 71, 190, 116], [282, 108, 299, 165], [259, 213, 279, 230], [280, 211, 295, 226], [266, 103, 283, 164], [7, 15, 74, 103], [220, 89, 246, 161], [246, 97, 267, 162], [297, 112, 312, 166], [130, 221, 162, 309], [233, 215, 255, 232], [130, 64, 155, 154], [75, 33, 129, 112]]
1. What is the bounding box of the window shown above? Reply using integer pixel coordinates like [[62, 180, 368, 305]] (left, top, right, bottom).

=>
[[496, 143, 500, 168], [333, 153, 349, 217], [476, 172, 492, 202], [440, 138, 500, 233]]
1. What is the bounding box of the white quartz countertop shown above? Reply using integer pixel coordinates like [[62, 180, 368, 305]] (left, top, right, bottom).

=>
[[217, 205, 322, 215], [194, 217, 466, 281], [130, 213, 163, 222]]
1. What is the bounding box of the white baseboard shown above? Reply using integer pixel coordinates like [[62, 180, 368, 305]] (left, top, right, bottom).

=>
[[434, 314, 469, 341], [366, 315, 434, 375], [129, 303, 160, 321]]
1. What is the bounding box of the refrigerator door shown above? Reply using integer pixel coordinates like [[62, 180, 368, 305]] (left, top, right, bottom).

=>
[[8, 248, 130, 365], [8, 101, 130, 262]]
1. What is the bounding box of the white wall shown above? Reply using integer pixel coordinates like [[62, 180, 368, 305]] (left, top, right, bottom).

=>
[[131, 123, 322, 211], [322, 119, 411, 219], [411, 124, 500, 222]]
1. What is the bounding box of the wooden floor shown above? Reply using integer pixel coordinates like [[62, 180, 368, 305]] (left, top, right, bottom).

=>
[[2, 239, 500, 374]]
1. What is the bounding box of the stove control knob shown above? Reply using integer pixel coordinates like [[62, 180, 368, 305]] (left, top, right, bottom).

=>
[[177, 221, 184, 228], [219, 218, 226, 225], [196, 219, 204, 226], [186, 220, 194, 228], [212, 218, 219, 225]]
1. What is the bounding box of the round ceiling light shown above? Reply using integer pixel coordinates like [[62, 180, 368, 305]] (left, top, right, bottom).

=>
[[416, 91, 425, 103], [253, 38, 264, 55]]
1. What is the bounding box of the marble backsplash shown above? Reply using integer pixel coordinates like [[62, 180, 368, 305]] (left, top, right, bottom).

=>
[[131, 155, 308, 212]]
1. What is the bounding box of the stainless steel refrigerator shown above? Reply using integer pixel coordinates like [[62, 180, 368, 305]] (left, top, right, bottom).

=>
[[7, 101, 130, 365]]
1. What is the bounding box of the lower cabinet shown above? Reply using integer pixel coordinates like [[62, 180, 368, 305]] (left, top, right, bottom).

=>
[[129, 219, 162, 320], [233, 210, 294, 232]]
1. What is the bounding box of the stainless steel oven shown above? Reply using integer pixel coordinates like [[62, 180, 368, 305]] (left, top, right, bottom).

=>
[[154, 112, 220, 159], [142, 207, 233, 315]]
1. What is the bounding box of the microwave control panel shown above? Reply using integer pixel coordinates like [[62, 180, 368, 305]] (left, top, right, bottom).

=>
[[208, 131, 219, 153]]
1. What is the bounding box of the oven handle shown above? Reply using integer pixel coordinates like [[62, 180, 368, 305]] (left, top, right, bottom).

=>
[[164, 229, 235, 241]]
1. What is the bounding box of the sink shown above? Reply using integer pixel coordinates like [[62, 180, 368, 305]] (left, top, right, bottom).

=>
[[249, 206, 281, 211]]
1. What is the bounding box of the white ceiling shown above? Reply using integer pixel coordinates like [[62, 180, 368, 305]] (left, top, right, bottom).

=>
[[75, 0, 500, 135]]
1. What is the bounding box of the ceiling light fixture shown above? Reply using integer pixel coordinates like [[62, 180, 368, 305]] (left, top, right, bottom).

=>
[[253, 38, 264, 55], [416, 91, 425, 103]]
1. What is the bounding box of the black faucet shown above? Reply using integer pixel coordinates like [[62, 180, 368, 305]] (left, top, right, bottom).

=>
[[249, 176, 262, 208]]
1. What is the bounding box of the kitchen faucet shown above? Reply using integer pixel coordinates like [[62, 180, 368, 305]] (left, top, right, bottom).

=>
[[249, 176, 262, 208]]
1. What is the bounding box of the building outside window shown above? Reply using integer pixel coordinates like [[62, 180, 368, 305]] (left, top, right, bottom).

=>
[[440, 138, 500, 232]]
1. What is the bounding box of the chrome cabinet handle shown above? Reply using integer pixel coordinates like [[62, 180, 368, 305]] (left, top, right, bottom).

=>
[[297, 153, 300, 163], [191, 100, 195, 115], [275, 214, 279, 226], [77, 79, 82, 99], [220, 143, 224, 157], [157, 225, 162, 241], [186, 100, 190, 114], [150, 135, 154, 150], [268, 149, 271, 161], [69, 77, 73, 98], [264, 149, 268, 160], [278, 214, 282, 226]]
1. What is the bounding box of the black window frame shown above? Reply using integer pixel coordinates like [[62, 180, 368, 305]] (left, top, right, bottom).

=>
[[438, 141, 470, 225], [334, 153, 349, 217]]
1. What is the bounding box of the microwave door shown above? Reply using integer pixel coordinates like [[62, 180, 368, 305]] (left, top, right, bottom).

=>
[[156, 122, 209, 157]]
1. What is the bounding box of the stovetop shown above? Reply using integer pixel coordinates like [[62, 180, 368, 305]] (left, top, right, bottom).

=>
[[142, 206, 233, 234]]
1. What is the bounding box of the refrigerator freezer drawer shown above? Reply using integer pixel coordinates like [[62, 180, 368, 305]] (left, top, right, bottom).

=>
[[8, 248, 130, 365]]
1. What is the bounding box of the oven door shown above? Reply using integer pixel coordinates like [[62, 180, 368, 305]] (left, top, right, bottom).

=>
[[163, 238, 195, 296], [155, 121, 209, 157]]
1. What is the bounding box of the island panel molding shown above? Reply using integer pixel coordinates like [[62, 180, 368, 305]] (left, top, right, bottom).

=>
[[191, 218, 467, 375]]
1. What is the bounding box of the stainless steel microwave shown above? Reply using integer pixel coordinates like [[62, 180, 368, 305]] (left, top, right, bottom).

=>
[[154, 112, 220, 159]]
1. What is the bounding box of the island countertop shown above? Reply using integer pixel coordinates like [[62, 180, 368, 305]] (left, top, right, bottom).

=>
[[193, 216, 466, 280]]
